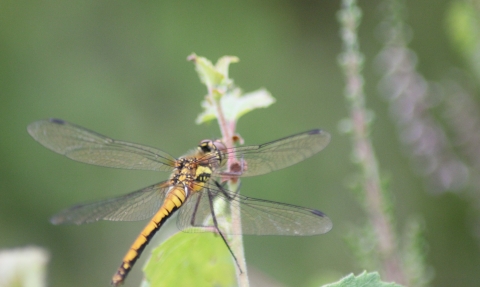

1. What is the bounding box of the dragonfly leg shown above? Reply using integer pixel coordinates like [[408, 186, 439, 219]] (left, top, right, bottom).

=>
[[207, 188, 243, 274], [186, 191, 219, 233], [213, 180, 242, 200], [189, 191, 203, 227]]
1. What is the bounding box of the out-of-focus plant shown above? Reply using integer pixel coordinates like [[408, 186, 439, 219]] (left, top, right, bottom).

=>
[[376, 0, 469, 194], [322, 271, 403, 287], [0, 246, 49, 287], [376, 0, 480, 249], [338, 0, 431, 286], [444, 0, 480, 240], [344, 0, 480, 285]]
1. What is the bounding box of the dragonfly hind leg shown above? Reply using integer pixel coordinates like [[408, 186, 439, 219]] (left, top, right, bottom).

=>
[[206, 187, 244, 274]]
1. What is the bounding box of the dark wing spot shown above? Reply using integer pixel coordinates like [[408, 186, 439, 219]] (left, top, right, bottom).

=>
[[310, 209, 327, 217], [49, 118, 65, 125]]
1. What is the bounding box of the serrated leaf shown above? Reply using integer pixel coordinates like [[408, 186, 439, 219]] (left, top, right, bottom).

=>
[[322, 271, 404, 287], [215, 56, 239, 79], [188, 54, 239, 96], [196, 88, 275, 124], [142, 232, 236, 287], [188, 53, 225, 92]]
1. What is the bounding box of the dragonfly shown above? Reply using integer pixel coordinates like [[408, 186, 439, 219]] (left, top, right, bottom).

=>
[[27, 118, 332, 286]]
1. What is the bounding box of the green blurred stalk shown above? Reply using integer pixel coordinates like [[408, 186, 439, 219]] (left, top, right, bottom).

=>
[[338, 0, 406, 284]]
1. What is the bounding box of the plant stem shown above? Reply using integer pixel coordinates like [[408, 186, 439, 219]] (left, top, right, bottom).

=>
[[207, 91, 249, 287], [338, 0, 406, 284]]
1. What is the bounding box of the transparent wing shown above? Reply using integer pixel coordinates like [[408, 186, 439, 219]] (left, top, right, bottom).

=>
[[51, 181, 170, 225], [177, 183, 332, 236], [28, 119, 176, 171], [212, 129, 330, 177]]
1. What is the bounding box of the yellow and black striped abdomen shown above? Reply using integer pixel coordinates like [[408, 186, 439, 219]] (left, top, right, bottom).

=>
[[111, 187, 187, 286]]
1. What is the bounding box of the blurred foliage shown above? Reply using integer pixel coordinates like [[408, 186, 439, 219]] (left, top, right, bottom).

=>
[[338, 0, 405, 283], [446, 1, 479, 57], [0, 247, 49, 287], [1, 1, 480, 287], [142, 233, 235, 287], [322, 272, 404, 287], [446, 0, 480, 78]]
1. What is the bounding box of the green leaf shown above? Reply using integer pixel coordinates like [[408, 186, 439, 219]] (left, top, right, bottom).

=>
[[215, 56, 239, 80], [142, 232, 236, 287], [322, 271, 404, 287], [188, 54, 238, 96], [196, 88, 275, 124]]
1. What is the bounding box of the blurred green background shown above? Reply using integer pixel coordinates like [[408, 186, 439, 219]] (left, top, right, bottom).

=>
[[1, 1, 479, 286]]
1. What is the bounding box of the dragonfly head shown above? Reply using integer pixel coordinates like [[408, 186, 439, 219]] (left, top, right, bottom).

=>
[[198, 139, 226, 153], [198, 139, 227, 167]]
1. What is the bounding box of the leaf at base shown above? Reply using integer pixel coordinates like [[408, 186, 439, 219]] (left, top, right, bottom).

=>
[[142, 232, 236, 287]]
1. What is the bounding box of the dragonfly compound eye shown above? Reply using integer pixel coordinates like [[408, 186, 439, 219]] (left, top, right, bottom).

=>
[[198, 140, 214, 153], [212, 140, 226, 152]]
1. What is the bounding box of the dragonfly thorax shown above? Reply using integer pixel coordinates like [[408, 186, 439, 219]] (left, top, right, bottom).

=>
[[170, 157, 213, 194], [171, 158, 196, 182]]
